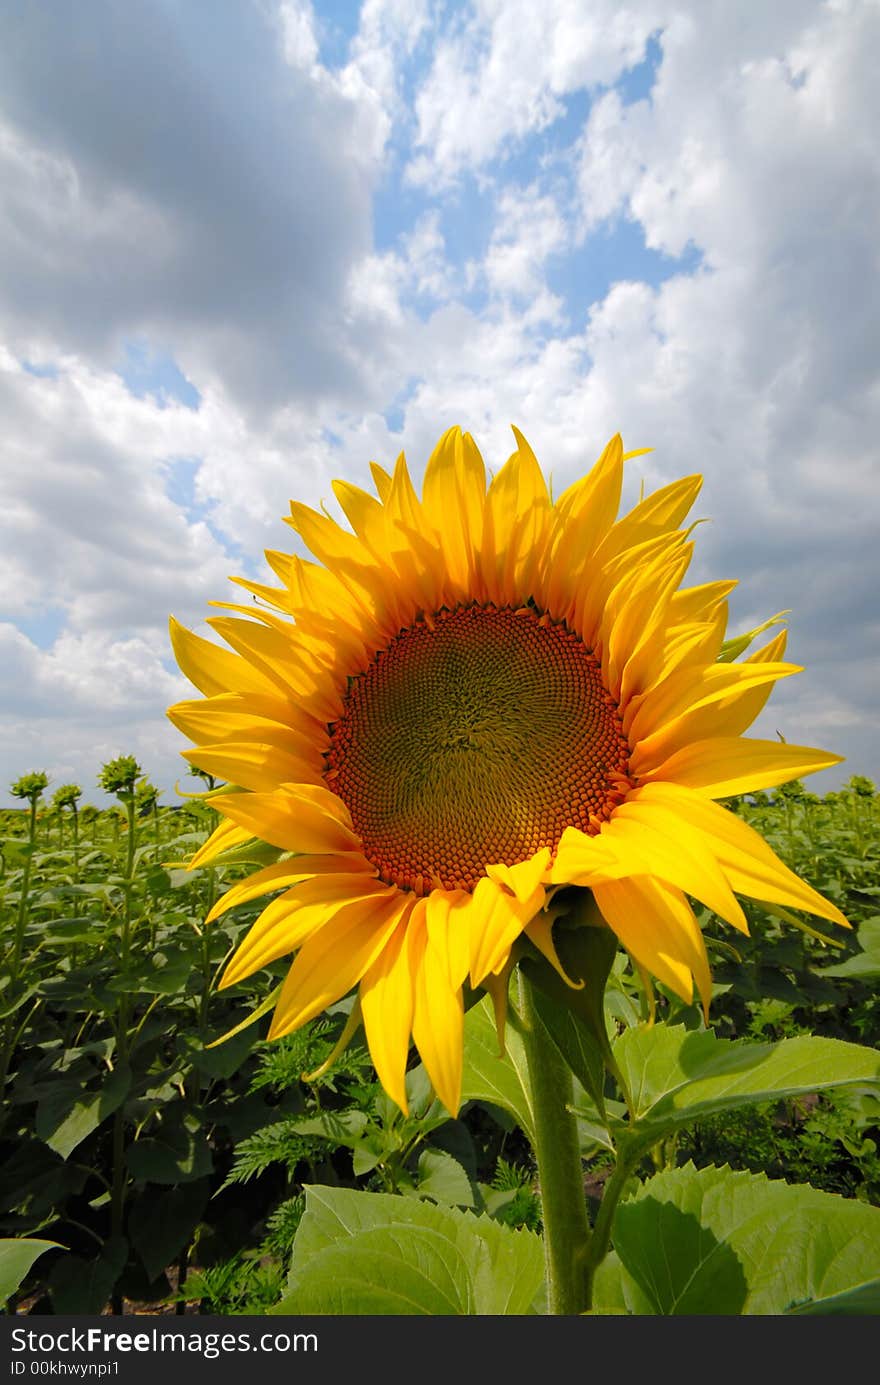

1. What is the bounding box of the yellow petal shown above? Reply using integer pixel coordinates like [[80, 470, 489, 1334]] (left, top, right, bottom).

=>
[[205, 852, 374, 922], [411, 906, 464, 1116], [524, 912, 584, 988], [637, 737, 845, 798], [168, 695, 318, 751], [226, 574, 296, 615], [182, 742, 322, 794], [592, 876, 706, 1007], [212, 785, 361, 854], [169, 616, 279, 698], [605, 545, 693, 702], [601, 807, 748, 933], [626, 659, 799, 746], [668, 579, 738, 627], [486, 848, 551, 904], [467, 877, 545, 988], [542, 434, 623, 618], [611, 474, 703, 544], [269, 891, 408, 1038], [221, 876, 396, 987], [422, 426, 487, 595], [187, 817, 253, 869], [370, 460, 394, 502], [425, 888, 472, 988], [631, 782, 849, 928], [359, 909, 419, 1114], [482, 430, 551, 602], [208, 616, 343, 719], [553, 805, 747, 933], [628, 663, 802, 773]]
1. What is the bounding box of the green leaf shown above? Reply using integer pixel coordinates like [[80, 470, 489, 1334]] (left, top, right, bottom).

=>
[[105, 950, 194, 996], [519, 897, 617, 1114], [0, 984, 39, 1019], [128, 1181, 211, 1282], [49, 1236, 127, 1315], [822, 917, 880, 981], [414, 1148, 475, 1207], [35, 1063, 131, 1160], [461, 995, 535, 1143], [38, 918, 104, 945], [610, 1162, 880, 1315], [786, 1280, 880, 1315], [608, 1024, 880, 1142], [0, 1238, 63, 1304], [0, 1140, 88, 1220], [525, 991, 608, 1120], [180, 1023, 260, 1078], [285, 1110, 369, 1147], [126, 1124, 213, 1184], [199, 995, 281, 1059], [590, 1251, 655, 1316], [275, 1186, 543, 1316]]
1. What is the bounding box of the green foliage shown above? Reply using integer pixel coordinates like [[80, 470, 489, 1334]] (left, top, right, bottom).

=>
[[678, 1089, 880, 1202], [178, 1255, 286, 1316], [276, 1186, 544, 1315], [594, 1162, 880, 1315], [134, 780, 160, 815], [486, 1158, 541, 1231], [222, 1121, 328, 1187]]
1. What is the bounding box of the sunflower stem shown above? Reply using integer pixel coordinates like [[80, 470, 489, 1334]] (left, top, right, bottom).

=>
[[516, 971, 591, 1315], [582, 1149, 640, 1309]]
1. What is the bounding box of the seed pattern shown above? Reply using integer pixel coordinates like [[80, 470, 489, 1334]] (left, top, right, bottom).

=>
[[325, 604, 631, 893]]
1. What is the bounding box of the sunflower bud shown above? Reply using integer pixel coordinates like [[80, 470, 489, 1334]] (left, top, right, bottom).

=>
[[98, 755, 143, 799]]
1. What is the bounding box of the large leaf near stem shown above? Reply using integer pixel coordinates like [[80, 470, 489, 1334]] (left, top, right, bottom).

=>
[[274, 1186, 543, 1315], [595, 1162, 880, 1315], [460, 996, 535, 1143], [599, 1024, 880, 1144]]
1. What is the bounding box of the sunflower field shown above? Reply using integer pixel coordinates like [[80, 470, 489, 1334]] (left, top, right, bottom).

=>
[[1, 772, 878, 1316]]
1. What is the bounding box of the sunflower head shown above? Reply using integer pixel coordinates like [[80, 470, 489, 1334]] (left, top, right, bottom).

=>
[[11, 770, 49, 803], [98, 755, 143, 799], [168, 426, 847, 1115], [52, 783, 83, 811]]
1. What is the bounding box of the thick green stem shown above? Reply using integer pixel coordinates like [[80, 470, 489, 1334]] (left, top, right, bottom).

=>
[[516, 971, 591, 1315]]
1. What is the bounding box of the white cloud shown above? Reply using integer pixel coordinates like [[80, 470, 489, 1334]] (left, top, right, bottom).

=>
[[1, 0, 878, 801], [0, 1, 382, 415], [481, 186, 569, 309], [0, 352, 231, 633], [407, 0, 662, 186]]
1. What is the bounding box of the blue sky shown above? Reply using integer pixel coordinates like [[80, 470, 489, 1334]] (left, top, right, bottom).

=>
[[0, 0, 878, 805]]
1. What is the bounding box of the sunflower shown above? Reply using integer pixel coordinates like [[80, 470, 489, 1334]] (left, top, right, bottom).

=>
[[168, 427, 847, 1115]]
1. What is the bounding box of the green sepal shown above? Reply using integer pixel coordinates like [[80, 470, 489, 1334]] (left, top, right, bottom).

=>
[[518, 889, 617, 1114]]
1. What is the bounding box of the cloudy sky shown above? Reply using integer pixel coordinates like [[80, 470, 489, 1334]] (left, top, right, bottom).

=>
[[1, 0, 877, 808]]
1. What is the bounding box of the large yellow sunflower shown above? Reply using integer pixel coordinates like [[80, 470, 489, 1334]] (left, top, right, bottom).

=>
[[168, 427, 847, 1115]]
